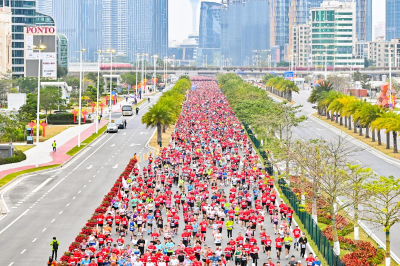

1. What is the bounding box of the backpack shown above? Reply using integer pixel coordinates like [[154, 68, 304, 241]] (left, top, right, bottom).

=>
[[53, 241, 59, 250]]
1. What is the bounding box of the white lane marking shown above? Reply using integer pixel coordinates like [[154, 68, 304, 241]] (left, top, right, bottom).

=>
[[32, 178, 53, 193], [66, 203, 70, 206], [51, 219, 55, 223], [72, 197, 76, 200], [130, 143, 141, 146], [72, 134, 116, 171], [8, 263, 14, 266], [93, 175, 96, 178], [0, 209, 30, 235], [110, 144, 115, 147], [140, 132, 149, 135], [87, 165, 93, 169], [59, 211, 63, 214], [112, 164, 119, 169], [20, 249, 26, 254], [32, 238, 37, 242], [42, 228, 46, 232], [47, 178, 66, 193], [78, 191, 81, 193], [88, 180, 91, 182], [84, 185, 86, 188]]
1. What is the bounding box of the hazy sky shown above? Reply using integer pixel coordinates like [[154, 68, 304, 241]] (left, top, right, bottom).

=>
[[169, 0, 386, 43]]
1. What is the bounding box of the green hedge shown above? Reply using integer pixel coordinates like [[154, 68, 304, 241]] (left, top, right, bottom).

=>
[[47, 113, 75, 124], [0, 150, 27, 165]]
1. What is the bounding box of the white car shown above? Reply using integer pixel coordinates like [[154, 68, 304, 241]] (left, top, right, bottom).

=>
[[312, 104, 317, 109], [106, 123, 118, 133]]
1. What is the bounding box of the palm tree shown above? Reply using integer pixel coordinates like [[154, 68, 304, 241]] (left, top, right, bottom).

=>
[[356, 104, 385, 140], [337, 96, 354, 127], [141, 101, 176, 145], [319, 90, 341, 120], [328, 96, 346, 124], [371, 112, 400, 151], [343, 99, 362, 132], [308, 80, 333, 115]]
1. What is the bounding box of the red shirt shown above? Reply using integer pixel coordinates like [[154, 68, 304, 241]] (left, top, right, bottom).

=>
[[68, 258, 78, 266], [275, 238, 283, 248], [293, 228, 301, 238], [236, 236, 244, 246], [306, 257, 315, 266], [224, 246, 233, 257]]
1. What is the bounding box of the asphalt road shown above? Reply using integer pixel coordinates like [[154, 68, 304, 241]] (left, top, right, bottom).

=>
[[271, 88, 400, 260], [0, 90, 167, 265]]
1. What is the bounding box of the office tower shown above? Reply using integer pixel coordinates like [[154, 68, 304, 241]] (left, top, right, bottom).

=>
[[128, 0, 168, 62], [51, 0, 103, 62], [198, 2, 221, 66], [36, 0, 52, 16], [102, 0, 128, 56], [189, 0, 200, 33], [57, 33, 68, 69], [270, 0, 289, 47], [354, 0, 372, 42], [310, 1, 363, 68], [0, 0, 55, 76], [292, 24, 310, 67], [287, 0, 324, 61], [374, 21, 385, 40], [221, 0, 269, 66], [386, 0, 400, 41]]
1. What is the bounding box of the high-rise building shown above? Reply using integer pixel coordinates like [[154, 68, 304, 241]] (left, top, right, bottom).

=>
[[287, 0, 324, 61], [270, 0, 289, 48], [36, 0, 52, 16], [57, 33, 68, 69], [0, 6, 12, 75], [310, 1, 363, 68], [366, 36, 400, 68], [292, 24, 310, 68], [0, 0, 55, 76], [102, 0, 128, 56], [354, 0, 372, 42], [221, 0, 269, 66], [197, 1, 221, 66], [128, 0, 168, 62], [51, 0, 103, 62], [189, 0, 200, 33], [386, 0, 400, 41]]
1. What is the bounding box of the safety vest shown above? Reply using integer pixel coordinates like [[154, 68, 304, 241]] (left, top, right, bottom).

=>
[[52, 142, 56, 147]]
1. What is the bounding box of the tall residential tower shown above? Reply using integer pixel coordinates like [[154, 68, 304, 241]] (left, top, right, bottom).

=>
[[386, 0, 400, 41]]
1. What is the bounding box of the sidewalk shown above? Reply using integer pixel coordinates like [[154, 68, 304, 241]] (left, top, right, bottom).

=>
[[0, 120, 108, 178]]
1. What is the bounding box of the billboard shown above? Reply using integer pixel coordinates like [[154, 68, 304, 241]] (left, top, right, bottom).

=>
[[24, 26, 57, 78]]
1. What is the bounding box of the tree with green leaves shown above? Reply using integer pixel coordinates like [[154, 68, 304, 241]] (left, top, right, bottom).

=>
[[344, 163, 375, 240], [361, 175, 400, 266], [40, 86, 63, 116]]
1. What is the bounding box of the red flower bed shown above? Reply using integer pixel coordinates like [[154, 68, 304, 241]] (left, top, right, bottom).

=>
[[289, 176, 384, 266], [60, 158, 137, 261]]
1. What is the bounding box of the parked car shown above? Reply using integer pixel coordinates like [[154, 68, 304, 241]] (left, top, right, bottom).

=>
[[115, 119, 126, 129], [312, 104, 317, 109], [106, 123, 118, 133]]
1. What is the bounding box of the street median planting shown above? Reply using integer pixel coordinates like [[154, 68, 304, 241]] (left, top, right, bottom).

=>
[[0, 164, 60, 188], [66, 124, 108, 156], [59, 158, 137, 264]]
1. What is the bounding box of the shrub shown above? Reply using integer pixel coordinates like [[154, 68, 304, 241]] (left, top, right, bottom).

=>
[[0, 150, 26, 165]]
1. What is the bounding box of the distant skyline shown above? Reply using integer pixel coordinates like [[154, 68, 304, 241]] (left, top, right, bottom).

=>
[[170, 0, 386, 43]]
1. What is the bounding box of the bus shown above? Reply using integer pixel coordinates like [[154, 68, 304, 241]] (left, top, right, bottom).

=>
[[122, 105, 133, 116]]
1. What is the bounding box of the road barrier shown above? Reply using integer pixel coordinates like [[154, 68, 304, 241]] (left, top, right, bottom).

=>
[[243, 123, 346, 266]]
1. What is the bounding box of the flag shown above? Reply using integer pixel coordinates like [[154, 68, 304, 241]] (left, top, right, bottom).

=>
[[117, 186, 121, 201], [122, 177, 129, 189]]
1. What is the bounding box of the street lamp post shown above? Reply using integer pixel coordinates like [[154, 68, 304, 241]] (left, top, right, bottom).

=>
[[107, 49, 115, 121], [389, 47, 393, 108], [324, 44, 329, 80], [33, 43, 46, 167], [153, 55, 158, 93], [96, 50, 102, 134], [78, 48, 86, 147], [136, 53, 139, 97]]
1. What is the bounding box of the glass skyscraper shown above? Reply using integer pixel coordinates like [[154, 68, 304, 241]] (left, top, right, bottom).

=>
[[0, 0, 55, 76], [128, 0, 168, 62], [51, 0, 103, 62], [354, 0, 372, 42], [386, 0, 400, 41], [221, 0, 269, 66], [102, 0, 128, 56], [270, 0, 289, 47], [198, 2, 221, 66]]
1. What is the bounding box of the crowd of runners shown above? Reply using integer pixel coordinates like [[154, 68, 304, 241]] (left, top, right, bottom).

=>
[[64, 78, 321, 266]]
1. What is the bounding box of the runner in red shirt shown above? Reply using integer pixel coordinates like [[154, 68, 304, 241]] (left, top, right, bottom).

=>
[[305, 253, 316, 266], [275, 236, 283, 260], [293, 225, 301, 250]]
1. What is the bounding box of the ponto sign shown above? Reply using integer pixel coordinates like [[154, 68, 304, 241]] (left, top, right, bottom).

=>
[[24, 26, 56, 35]]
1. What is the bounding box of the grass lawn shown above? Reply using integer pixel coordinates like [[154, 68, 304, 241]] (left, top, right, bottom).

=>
[[35, 125, 71, 143], [14, 145, 34, 153], [0, 164, 60, 188], [312, 113, 400, 160], [149, 125, 175, 151], [66, 124, 108, 156]]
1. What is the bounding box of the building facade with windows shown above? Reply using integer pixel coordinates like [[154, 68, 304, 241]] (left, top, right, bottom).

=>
[[310, 1, 364, 69], [102, 0, 128, 56], [0, 6, 12, 75], [197, 1, 221, 67], [292, 24, 310, 68], [221, 0, 269, 66], [51, 0, 102, 62], [366, 36, 400, 68], [57, 33, 68, 69], [386, 0, 400, 41], [128, 0, 168, 63], [0, 0, 55, 76]]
